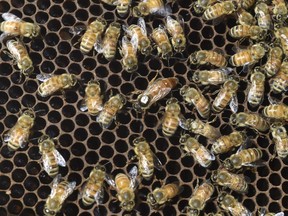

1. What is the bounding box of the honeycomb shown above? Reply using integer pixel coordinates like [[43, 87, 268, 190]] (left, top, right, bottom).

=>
[[0, 0, 287, 215]]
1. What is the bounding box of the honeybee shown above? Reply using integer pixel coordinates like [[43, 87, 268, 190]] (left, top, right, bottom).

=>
[[95, 22, 121, 61], [237, 0, 255, 10], [182, 181, 214, 216], [212, 78, 239, 113], [272, 0, 288, 23], [192, 0, 218, 14], [263, 103, 288, 121], [237, 9, 256, 26], [192, 68, 232, 85], [229, 25, 267, 41], [101, 0, 132, 17], [132, 0, 171, 17], [223, 148, 263, 170], [38, 134, 66, 177], [147, 181, 182, 209], [105, 166, 139, 211], [247, 70, 265, 107], [180, 134, 216, 167], [189, 50, 227, 68], [162, 97, 186, 137], [185, 118, 221, 141], [274, 26, 288, 56], [258, 207, 285, 216], [3, 109, 35, 151], [37, 73, 77, 97], [152, 26, 173, 59], [132, 77, 178, 112], [132, 137, 162, 180], [0, 12, 40, 39], [80, 80, 103, 116], [254, 2, 273, 30], [120, 36, 138, 72], [211, 168, 248, 193], [230, 112, 270, 132], [81, 165, 106, 206], [125, 18, 152, 56], [79, 18, 106, 54], [270, 58, 288, 94], [229, 43, 268, 67], [202, 1, 238, 21], [180, 85, 210, 119], [258, 45, 283, 77], [97, 93, 126, 128], [44, 175, 76, 216], [217, 192, 252, 216], [270, 123, 288, 158], [211, 131, 247, 154], [165, 16, 186, 53]]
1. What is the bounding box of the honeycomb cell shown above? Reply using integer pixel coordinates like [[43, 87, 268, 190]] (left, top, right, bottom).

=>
[[63, 0, 76, 12], [23, 4, 36, 15], [76, 9, 89, 21], [113, 154, 127, 167], [99, 145, 114, 158], [11, 0, 24, 8], [35, 11, 49, 24], [0, 175, 11, 190], [8, 200, 23, 215], [166, 161, 181, 174], [0, 92, 8, 104], [0, 192, 9, 205], [45, 33, 60, 46], [24, 177, 40, 191], [10, 184, 25, 198], [49, 96, 64, 109], [0, 160, 13, 173], [0, 77, 11, 90], [20, 208, 36, 216], [70, 158, 84, 171], [49, 5, 63, 17]]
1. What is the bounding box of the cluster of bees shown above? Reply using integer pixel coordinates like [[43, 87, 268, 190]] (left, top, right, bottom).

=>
[[0, 0, 288, 215]]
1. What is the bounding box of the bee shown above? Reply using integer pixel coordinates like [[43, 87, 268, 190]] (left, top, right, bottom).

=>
[[185, 118, 221, 141], [132, 77, 178, 112], [182, 181, 214, 216], [0, 12, 40, 39], [132, 0, 170, 17], [211, 168, 248, 193], [162, 97, 186, 137], [132, 137, 162, 180], [254, 2, 273, 30], [237, 8, 256, 26], [151, 26, 173, 59], [37, 73, 77, 97], [258, 207, 285, 216], [223, 148, 263, 170], [117, 0, 132, 17], [270, 58, 288, 94], [95, 22, 121, 61], [272, 0, 288, 23], [247, 70, 265, 107], [180, 85, 210, 119], [229, 25, 267, 41], [81, 165, 106, 206], [165, 16, 186, 53], [211, 131, 247, 154], [5, 39, 34, 76], [38, 134, 66, 177], [257, 45, 283, 78], [180, 134, 216, 167], [97, 93, 126, 128], [229, 43, 268, 67], [79, 18, 106, 54], [3, 109, 35, 151], [263, 103, 288, 121], [120, 36, 138, 72], [236, 0, 255, 10], [230, 112, 270, 132], [192, 68, 232, 86], [192, 0, 218, 14], [80, 80, 103, 116], [270, 123, 288, 159], [274, 26, 288, 56], [44, 175, 76, 216], [125, 18, 152, 56], [105, 166, 139, 211], [217, 192, 252, 216], [147, 181, 182, 209], [202, 1, 238, 21], [189, 50, 227, 68]]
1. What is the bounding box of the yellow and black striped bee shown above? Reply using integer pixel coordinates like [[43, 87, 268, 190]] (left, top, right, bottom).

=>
[[132, 0, 171, 17], [270, 123, 288, 159], [3, 109, 35, 151], [229, 25, 267, 41], [101, 0, 131, 17], [263, 103, 288, 122], [189, 50, 227, 68], [38, 134, 66, 177], [247, 70, 265, 107], [192, 0, 218, 14], [44, 175, 76, 216], [120, 36, 138, 72], [237, 8, 256, 26], [202, 1, 238, 21], [270, 58, 288, 94], [254, 2, 273, 30], [97, 93, 126, 128], [211, 131, 247, 154], [81, 165, 106, 206], [192, 68, 232, 86], [132, 137, 162, 180], [211, 168, 248, 193], [230, 112, 270, 132], [236, 0, 255, 10], [152, 26, 173, 59]]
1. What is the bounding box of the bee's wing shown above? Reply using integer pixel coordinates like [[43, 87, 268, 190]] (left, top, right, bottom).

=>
[[220, 67, 233, 75], [94, 40, 103, 53], [2, 13, 22, 21], [52, 174, 62, 189], [79, 99, 88, 112], [179, 115, 189, 130], [0, 33, 11, 43], [42, 154, 52, 175], [208, 151, 216, 161], [131, 34, 139, 52], [275, 213, 285, 216], [153, 153, 163, 171], [53, 149, 66, 167], [94, 187, 105, 205], [105, 174, 116, 188], [137, 17, 147, 35], [69, 25, 87, 35], [3, 131, 10, 142], [67, 181, 77, 195], [129, 166, 140, 189], [151, 5, 172, 17], [36, 74, 53, 82], [229, 94, 238, 113]]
